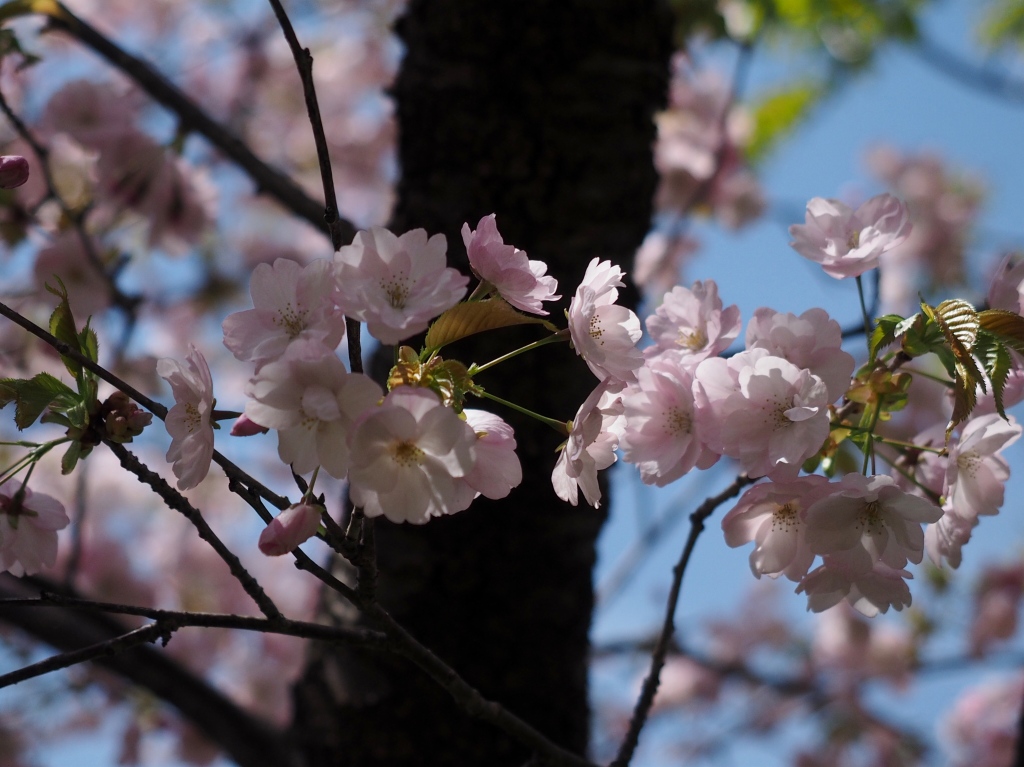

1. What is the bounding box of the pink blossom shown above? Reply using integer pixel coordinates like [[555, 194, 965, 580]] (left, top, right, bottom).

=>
[[788, 194, 911, 279], [744, 307, 855, 404], [803, 474, 943, 574], [693, 348, 830, 479], [944, 414, 1021, 520], [925, 508, 976, 569], [796, 556, 913, 617], [650, 656, 721, 711], [34, 232, 112, 319], [461, 215, 559, 314], [969, 564, 1024, 656], [552, 379, 624, 508], [632, 229, 699, 298], [987, 254, 1024, 314], [943, 674, 1024, 767], [157, 344, 216, 490], [0, 155, 28, 189], [0, 483, 70, 576], [222, 258, 346, 368], [567, 258, 643, 383], [244, 341, 382, 479], [348, 387, 477, 523], [721, 475, 832, 581], [230, 414, 269, 437], [457, 410, 523, 502], [620, 354, 718, 486], [40, 79, 140, 151], [333, 227, 469, 345], [644, 280, 741, 362], [258, 503, 324, 556]]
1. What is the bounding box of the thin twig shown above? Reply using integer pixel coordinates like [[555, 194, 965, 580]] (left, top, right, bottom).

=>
[[37, 0, 355, 242], [611, 473, 756, 767], [105, 440, 283, 620], [913, 35, 1024, 105]]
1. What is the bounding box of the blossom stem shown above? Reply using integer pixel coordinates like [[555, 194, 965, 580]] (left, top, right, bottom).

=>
[[474, 389, 568, 435], [303, 466, 321, 503], [468, 329, 570, 376], [856, 275, 873, 342], [0, 440, 68, 488]]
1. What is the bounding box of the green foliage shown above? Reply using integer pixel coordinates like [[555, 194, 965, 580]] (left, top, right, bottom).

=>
[[978, 0, 1024, 51], [746, 81, 824, 163], [425, 297, 556, 353], [0, 373, 77, 430]]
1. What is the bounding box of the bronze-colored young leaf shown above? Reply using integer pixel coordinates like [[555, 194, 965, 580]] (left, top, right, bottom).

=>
[[976, 331, 1013, 420], [934, 299, 980, 353], [947, 372, 977, 442], [46, 279, 83, 378], [424, 298, 557, 351], [978, 309, 1024, 355]]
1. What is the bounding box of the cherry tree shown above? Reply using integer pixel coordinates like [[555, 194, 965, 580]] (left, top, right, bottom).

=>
[[0, 1, 1023, 767]]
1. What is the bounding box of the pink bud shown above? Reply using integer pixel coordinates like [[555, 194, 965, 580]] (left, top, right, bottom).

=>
[[258, 503, 323, 556], [0, 155, 29, 189], [231, 413, 269, 436]]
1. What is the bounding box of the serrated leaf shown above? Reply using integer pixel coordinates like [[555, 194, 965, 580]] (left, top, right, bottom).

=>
[[978, 309, 1024, 355], [80, 323, 99, 364], [977, 331, 1013, 420], [894, 313, 920, 337], [46, 279, 82, 378], [869, 314, 904, 361], [935, 299, 980, 353], [425, 298, 557, 351], [0, 372, 76, 429], [948, 373, 977, 442]]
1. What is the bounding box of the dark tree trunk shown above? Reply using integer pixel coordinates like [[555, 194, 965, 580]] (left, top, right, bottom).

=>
[[291, 3, 672, 764]]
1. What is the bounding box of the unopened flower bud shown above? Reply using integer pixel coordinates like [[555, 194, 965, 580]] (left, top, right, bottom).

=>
[[0, 155, 29, 189], [258, 503, 323, 556], [230, 413, 269, 437], [100, 391, 153, 442]]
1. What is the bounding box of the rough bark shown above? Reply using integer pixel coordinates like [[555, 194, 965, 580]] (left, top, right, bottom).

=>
[[291, 3, 672, 765]]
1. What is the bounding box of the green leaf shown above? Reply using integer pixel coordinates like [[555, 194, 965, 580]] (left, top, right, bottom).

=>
[[978, 309, 1024, 356], [746, 81, 824, 164], [976, 331, 1013, 420], [869, 313, 904, 361], [46, 279, 82, 378], [425, 298, 557, 352], [79, 323, 99, 364], [978, 0, 1024, 51], [60, 440, 81, 475], [0, 372, 77, 429]]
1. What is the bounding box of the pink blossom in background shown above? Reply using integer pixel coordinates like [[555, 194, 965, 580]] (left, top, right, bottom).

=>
[[461, 214, 559, 314], [644, 279, 741, 363], [552, 379, 625, 508], [693, 348, 830, 480], [34, 232, 112, 319], [334, 226, 468, 345], [457, 409, 523, 502], [40, 79, 140, 152], [620, 354, 718, 486], [348, 386, 477, 523], [788, 193, 911, 279], [222, 258, 345, 368], [0, 483, 70, 576], [925, 508, 976, 569], [721, 475, 832, 581], [244, 340, 383, 479], [258, 503, 324, 556], [943, 413, 1021, 520], [803, 474, 942, 574], [567, 258, 643, 384], [650, 656, 721, 711], [968, 564, 1024, 656], [943, 673, 1024, 767], [744, 307, 855, 404], [157, 344, 216, 490], [796, 556, 913, 617], [987, 254, 1024, 314], [631, 229, 700, 297], [0, 155, 29, 189]]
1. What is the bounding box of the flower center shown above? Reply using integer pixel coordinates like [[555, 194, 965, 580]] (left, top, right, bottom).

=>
[[665, 406, 692, 436], [381, 278, 410, 309], [847, 229, 861, 250], [588, 315, 604, 345], [957, 452, 981, 478], [676, 327, 708, 351], [771, 503, 798, 532], [856, 500, 885, 534], [184, 402, 202, 434], [391, 440, 424, 467], [274, 301, 308, 338]]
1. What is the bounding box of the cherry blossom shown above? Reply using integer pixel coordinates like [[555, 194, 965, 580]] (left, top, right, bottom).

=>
[[258, 503, 324, 556], [552, 379, 625, 508], [334, 227, 469, 345], [456, 409, 523, 502], [721, 475, 832, 581], [942, 673, 1024, 767], [0, 483, 70, 576], [803, 474, 943, 574], [461, 214, 559, 314], [34, 232, 112, 319], [157, 344, 216, 490], [620, 354, 718, 486], [796, 556, 913, 617], [987, 254, 1024, 314], [567, 258, 643, 383], [644, 280, 741, 363], [222, 258, 346, 368], [925, 508, 976, 569], [944, 414, 1021, 520], [788, 193, 911, 279], [348, 386, 478, 523], [244, 341, 382, 479], [693, 348, 830, 479], [744, 307, 855, 404], [632, 229, 699, 297]]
